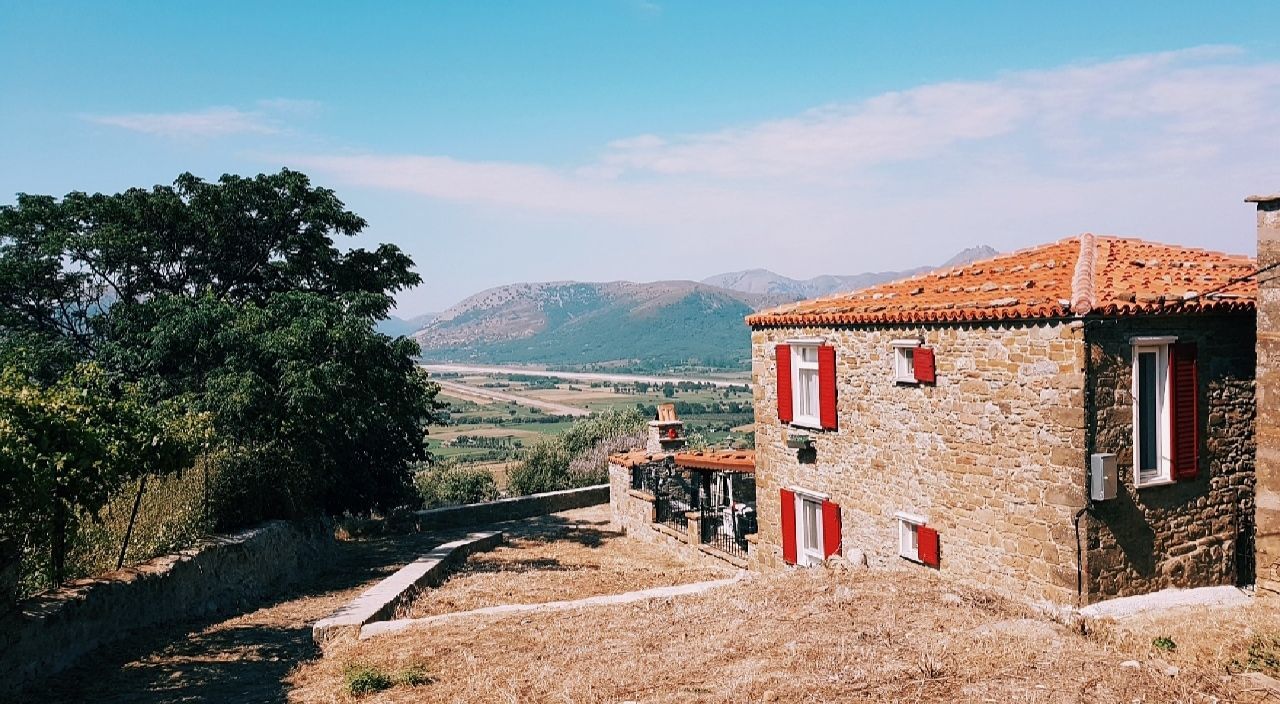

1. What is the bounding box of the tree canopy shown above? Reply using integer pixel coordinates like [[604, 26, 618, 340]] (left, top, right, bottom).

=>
[[0, 170, 440, 593]]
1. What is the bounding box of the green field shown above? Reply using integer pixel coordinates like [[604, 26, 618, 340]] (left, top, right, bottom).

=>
[[430, 375, 755, 463]]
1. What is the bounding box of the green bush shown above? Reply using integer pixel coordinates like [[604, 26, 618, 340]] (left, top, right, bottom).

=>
[[506, 409, 646, 496], [415, 463, 499, 508], [344, 664, 393, 697]]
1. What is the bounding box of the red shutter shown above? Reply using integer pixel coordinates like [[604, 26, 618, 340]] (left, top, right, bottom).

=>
[[780, 488, 797, 565], [1170, 342, 1199, 481], [914, 347, 936, 384], [818, 344, 838, 430], [917, 525, 940, 567], [776, 344, 793, 424], [821, 499, 841, 558]]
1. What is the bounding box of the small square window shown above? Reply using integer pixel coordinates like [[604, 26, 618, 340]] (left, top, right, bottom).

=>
[[896, 512, 926, 562], [891, 340, 919, 384]]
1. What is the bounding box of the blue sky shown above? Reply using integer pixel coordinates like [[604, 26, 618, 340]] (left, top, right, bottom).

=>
[[3, 2, 1279, 315]]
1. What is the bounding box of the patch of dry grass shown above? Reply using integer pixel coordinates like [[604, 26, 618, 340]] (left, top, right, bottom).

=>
[[1086, 596, 1280, 679], [290, 568, 1245, 703], [405, 508, 732, 618]]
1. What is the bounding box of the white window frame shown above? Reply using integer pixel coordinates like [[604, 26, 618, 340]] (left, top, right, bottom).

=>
[[1131, 336, 1177, 489], [787, 339, 822, 429], [895, 511, 926, 562], [891, 339, 920, 384], [792, 487, 827, 567]]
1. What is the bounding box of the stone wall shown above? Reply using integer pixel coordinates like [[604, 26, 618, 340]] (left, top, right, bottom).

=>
[[1256, 196, 1280, 597], [608, 462, 657, 536], [1086, 315, 1256, 599], [0, 521, 333, 689], [412, 485, 608, 532], [749, 321, 1088, 604]]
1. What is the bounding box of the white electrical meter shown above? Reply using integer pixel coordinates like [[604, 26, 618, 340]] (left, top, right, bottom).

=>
[[1090, 453, 1117, 501]]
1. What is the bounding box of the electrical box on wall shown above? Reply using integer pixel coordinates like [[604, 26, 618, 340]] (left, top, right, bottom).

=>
[[1091, 453, 1117, 501]]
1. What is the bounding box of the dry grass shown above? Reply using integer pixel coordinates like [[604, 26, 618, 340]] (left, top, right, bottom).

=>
[[405, 507, 733, 618], [1087, 596, 1280, 678], [289, 567, 1250, 703]]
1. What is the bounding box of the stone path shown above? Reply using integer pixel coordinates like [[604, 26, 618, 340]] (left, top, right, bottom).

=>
[[33, 529, 455, 704]]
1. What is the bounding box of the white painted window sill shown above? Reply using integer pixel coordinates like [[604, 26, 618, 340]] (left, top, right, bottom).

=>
[[1135, 477, 1177, 490], [894, 377, 919, 385], [790, 419, 822, 431]]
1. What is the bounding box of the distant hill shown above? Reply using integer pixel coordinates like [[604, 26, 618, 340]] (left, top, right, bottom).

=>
[[412, 246, 997, 370], [702, 245, 998, 298], [414, 281, 787, 369], [377, 312, 438, 337]]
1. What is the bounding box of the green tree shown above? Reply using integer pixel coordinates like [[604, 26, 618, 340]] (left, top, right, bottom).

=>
[[0, 363, 203, 588]]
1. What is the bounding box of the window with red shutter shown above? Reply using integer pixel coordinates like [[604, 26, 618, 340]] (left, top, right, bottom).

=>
[[818, 345, 838, 430], [914, 347, 936, 384], [917, 526, 940, 567], [821, 499, 841, 558], [780, 488, 797, 565], [776, 344, 793, 424], [1170, 342, 1199, 481]]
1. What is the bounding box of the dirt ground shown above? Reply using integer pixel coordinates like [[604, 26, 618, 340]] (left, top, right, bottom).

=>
[[406, 505, 733, 618], [27, 528, 463, 704], [291, 567, 1276, 704]]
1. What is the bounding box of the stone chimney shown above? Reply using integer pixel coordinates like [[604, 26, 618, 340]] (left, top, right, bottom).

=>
[[645, 403, 685, 453], [1250, 192, 1280, 596]]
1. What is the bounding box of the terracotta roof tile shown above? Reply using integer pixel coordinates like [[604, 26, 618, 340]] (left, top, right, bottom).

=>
[[608, 450, 668, 468], [673, 450, 756, 472], [746, 235, 1255, 327]]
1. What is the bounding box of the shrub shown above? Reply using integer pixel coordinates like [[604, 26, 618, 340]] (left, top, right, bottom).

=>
[[415, 463, 499, 508], [507, 409, 646, 496], [344, 664, 393, 697]]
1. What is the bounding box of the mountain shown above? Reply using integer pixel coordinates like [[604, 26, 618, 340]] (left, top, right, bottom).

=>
[[702, 245, 998, 299], [377, 312, 439, 337], [412, 246, 998, 370], [414, 281, 787, 369]]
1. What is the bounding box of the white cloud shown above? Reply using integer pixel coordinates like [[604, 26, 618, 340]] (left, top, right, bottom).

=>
[[283, 47, 1280, 283], [83, 99, 321, 138]]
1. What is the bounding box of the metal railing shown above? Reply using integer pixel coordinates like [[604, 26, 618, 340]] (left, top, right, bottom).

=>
[[699, 503, 755, 560], [653, 467, 694, 532]]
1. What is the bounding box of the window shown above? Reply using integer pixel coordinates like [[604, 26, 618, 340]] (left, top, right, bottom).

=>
[[791, 343, 821, 427], [896, 512, 925, 561], [1131, 337, 1175, 487], [797, 494, 824, 567], [892, 340, 918, 384]]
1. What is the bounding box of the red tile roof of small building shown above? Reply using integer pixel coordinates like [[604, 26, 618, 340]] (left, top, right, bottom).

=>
[[746, 234, 1256, 327], [608, 450, 668, 468], [673, 450, 756, 472]]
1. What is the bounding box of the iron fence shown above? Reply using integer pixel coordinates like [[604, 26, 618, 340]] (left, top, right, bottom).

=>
[[653, 467, 694, 532], [699, 503, 756, 560]]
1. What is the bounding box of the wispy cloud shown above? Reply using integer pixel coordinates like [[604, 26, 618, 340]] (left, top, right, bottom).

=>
[[285, 47, 1280, 276], [83, 98, 320, 138]]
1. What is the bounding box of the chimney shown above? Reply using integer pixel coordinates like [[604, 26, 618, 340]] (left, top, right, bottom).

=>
[[645, 403, 685, 453], [1249, 192, 1280, 596]]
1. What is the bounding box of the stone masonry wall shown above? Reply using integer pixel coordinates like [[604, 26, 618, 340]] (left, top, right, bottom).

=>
[[1086, 315, 1255, 600], [0, 521, 333, 689], [749, 321, 1088, 605], [608, 462, 657, 536], [1256, 197, 1280, 597]]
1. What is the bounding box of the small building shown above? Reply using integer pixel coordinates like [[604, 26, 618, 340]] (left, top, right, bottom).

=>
[[608, 407, 757, 567], [745, 234, 1257, 605]]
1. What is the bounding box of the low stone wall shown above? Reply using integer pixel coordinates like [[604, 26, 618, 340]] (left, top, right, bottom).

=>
[[412, 485, 608, 531], [0, 521, 333, 689]]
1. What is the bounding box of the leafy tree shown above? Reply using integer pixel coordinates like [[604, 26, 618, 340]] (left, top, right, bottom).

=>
[[0, 363, 203, 587], [507, 409, 646, 495]]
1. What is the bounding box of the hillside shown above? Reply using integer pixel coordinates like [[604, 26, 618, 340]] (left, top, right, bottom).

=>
[[412, 246, 997, 370], [376, 312, 439, 337], [702, 245, 998, 298], [415, 281, 783, 369]]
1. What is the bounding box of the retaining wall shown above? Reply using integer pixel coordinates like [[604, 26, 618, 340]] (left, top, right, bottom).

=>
[[412, 485, 608, 531], [0, 521, 333, 689]]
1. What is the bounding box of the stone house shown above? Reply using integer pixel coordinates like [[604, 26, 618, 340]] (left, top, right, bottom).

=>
[[1251, 193, 1280, 597], [746, 234, 1257, 605]]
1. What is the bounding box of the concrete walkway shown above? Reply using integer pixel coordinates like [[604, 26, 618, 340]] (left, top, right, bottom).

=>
[[361, 572, 746, 639]]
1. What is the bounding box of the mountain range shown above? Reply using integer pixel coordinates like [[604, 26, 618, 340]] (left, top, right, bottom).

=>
[[398, 245, 997, 370]]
